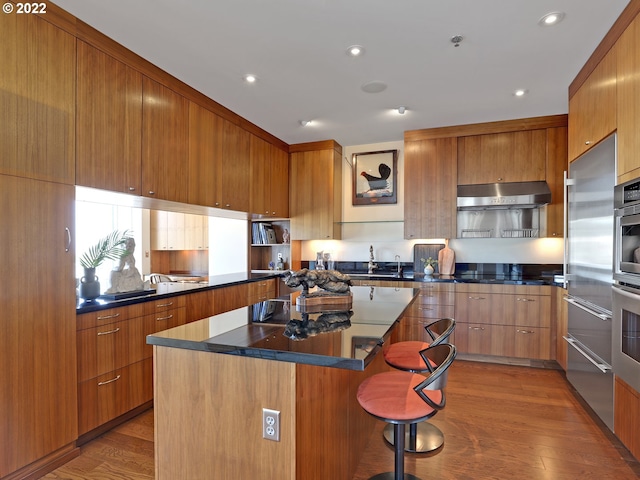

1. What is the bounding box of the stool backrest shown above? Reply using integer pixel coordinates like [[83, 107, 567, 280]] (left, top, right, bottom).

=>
[[425, 318, 456, 345], [415, 343, 456, 408]]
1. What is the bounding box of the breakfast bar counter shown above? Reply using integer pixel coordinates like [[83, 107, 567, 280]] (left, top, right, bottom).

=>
[[148, 286, 418, 480]]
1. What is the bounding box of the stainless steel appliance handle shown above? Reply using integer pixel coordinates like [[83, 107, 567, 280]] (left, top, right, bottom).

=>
[[563, 171, 571, 288], [612, 283, 640, 301], [563, 296, 611, 321], [563, 336, 611, 373]]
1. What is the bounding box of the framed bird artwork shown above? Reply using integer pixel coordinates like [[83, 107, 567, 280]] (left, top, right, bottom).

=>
[[352, 149, 398, 205]]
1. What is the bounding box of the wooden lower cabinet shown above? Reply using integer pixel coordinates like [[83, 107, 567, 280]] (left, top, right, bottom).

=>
[[615, 376, 640, 459], [453, 284, 553, 360], [397, 283, 455, 342], [78, 358, 153, 436], [76, 298, 186, 438], [247, 278, 277, 304]]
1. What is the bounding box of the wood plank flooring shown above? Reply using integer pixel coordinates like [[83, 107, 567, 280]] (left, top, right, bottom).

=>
[[42, 360, 640, 480]]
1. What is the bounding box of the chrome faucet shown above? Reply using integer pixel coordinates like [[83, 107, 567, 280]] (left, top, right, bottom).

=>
[[368, 245, 378, 274]]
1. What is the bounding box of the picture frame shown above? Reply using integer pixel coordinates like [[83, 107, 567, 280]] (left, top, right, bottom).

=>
[[352, 149, 398, 205]]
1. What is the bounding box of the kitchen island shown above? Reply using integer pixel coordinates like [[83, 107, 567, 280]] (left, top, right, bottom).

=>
[[147, 286, 418, 480]]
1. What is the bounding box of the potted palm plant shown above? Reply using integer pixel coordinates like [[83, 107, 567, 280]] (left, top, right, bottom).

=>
[[79, 230, 132, 302]]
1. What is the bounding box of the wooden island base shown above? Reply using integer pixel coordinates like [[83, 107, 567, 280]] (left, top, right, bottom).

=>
[[153, 344, 389, 480]]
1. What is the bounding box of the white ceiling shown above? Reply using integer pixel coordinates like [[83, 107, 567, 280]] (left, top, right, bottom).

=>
[[53, 0, 630, 147]]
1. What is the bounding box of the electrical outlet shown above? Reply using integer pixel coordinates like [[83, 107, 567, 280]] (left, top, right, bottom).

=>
[[262, 408, 280, 441]]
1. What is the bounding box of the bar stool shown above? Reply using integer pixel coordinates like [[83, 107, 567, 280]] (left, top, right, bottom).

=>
[[357, 343, 456, 480], [382, 318, 455, 453]]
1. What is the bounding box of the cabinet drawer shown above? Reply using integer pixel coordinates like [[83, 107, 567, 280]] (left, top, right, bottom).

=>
[[143, 295, 186, 314], [415, 288, 455, 305], [456, 323, 551, 359], [77, 303, 146, 331], [77, 358, 153, 435], [77, 315, 148, 382], [404, 303, 455, 320], [397, 309, 456, 342], [248, 279, 276, 303]]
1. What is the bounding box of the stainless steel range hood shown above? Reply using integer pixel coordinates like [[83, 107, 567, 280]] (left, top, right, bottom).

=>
[[457, 181, 552, 210]]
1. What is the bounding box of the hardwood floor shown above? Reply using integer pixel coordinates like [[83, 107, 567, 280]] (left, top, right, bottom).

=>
[[42, 360, 640, 479]]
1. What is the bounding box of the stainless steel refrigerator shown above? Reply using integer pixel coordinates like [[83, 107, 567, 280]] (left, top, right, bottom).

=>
[[564, 133, 616, 431]]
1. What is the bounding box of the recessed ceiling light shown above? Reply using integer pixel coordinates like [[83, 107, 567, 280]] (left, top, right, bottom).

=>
[[514, 89, 528, 97], [346, 45, 365, 57], [299, 120, 312, 126], [538, 11, 565, 27], [361, 81, 387, 94], [243, 74, 258, 83], [396, 106, 407, 115]]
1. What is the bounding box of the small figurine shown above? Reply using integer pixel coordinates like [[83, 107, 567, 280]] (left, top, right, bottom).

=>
[[282, 228, 290, 244], [283, 268, 352, 297]]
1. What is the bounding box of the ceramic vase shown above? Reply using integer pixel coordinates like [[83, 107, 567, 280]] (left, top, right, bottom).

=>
[[424, 265, 435, 276], [79, 267, 101, 302]]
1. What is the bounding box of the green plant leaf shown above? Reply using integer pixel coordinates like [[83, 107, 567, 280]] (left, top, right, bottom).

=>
[[79, 230, 132, 268]]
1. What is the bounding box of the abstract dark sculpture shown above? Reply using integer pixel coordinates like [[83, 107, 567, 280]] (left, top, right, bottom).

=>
[[283, 268, 352, 297], [283, 310, 353, 340]]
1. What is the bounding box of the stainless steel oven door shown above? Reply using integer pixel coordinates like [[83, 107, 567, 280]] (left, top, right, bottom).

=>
[[614, 207, 640, 286], [612, 284, 640, 393]]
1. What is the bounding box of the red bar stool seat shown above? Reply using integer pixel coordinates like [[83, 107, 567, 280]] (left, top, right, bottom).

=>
[[382, 318, 455, 453], [357, 343, 456, 480]]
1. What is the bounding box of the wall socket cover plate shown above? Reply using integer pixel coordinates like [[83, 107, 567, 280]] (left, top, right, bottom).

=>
[[262, 408, 280, 441]]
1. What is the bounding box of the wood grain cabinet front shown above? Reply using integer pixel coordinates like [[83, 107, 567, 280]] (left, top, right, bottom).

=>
[[568, 47, 617, 162], [457, 130, 547, 185], [289, 141, 343, 240], [76, 297, 185, 437], [397, 283, 455, 343], [76, 41, 142, 194], [247, 279, 277, 304], [454, 284, 553, 360]]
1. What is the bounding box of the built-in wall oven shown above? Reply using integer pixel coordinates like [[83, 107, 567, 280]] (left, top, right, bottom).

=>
[[614, 177, 640, 288], [613, 177, 640, 397], [612, 284, 640, 393]]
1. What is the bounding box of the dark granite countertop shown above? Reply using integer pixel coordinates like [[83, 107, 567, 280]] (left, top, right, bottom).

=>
[[77, 272, 283, 314], [146, 286, 419, 370]]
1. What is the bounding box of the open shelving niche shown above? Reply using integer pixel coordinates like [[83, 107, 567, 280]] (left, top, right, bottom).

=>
[[250, 219, 294, 273]]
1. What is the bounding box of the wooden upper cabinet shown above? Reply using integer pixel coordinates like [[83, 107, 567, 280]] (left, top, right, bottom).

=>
[[404, 137, 457, 239], [457, 130, 547, 185], [76, 41, 143, 194], [290, 141, 342, 240], [220, 119, 251, 212], [270, 145, 290, 218], [250, 135, 290, 218], [188, 102, 250, 212], [188, 102, 223, 207], [142, 77, 189, 203], [546, 126, 568, 237], [0, 11, 75, 184], [568, 47, 617, 162], [250, 135, 270, 216], [617, 15, 640, 183]]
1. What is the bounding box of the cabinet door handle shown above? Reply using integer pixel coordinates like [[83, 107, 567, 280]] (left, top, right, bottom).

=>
[[468, 296, 486, 300], [148, 190, 155, 195], [469, 326, 485, 330], [156, 302, 174, 308], [156, 314, 174, 321], [516, 297, 536, 302], [585, 140, 591, 145], [517, 329, 535, 334], [418, 306, 434, 311], [65, 227, 71, 252], [97, 327, 120, 336], [97, 313, 120, 320], [98, 375, 121, 386]]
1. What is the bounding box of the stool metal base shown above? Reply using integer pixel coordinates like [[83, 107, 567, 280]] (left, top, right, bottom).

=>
[[369, 474, 421, 480], [383, 422, 444, 454]]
